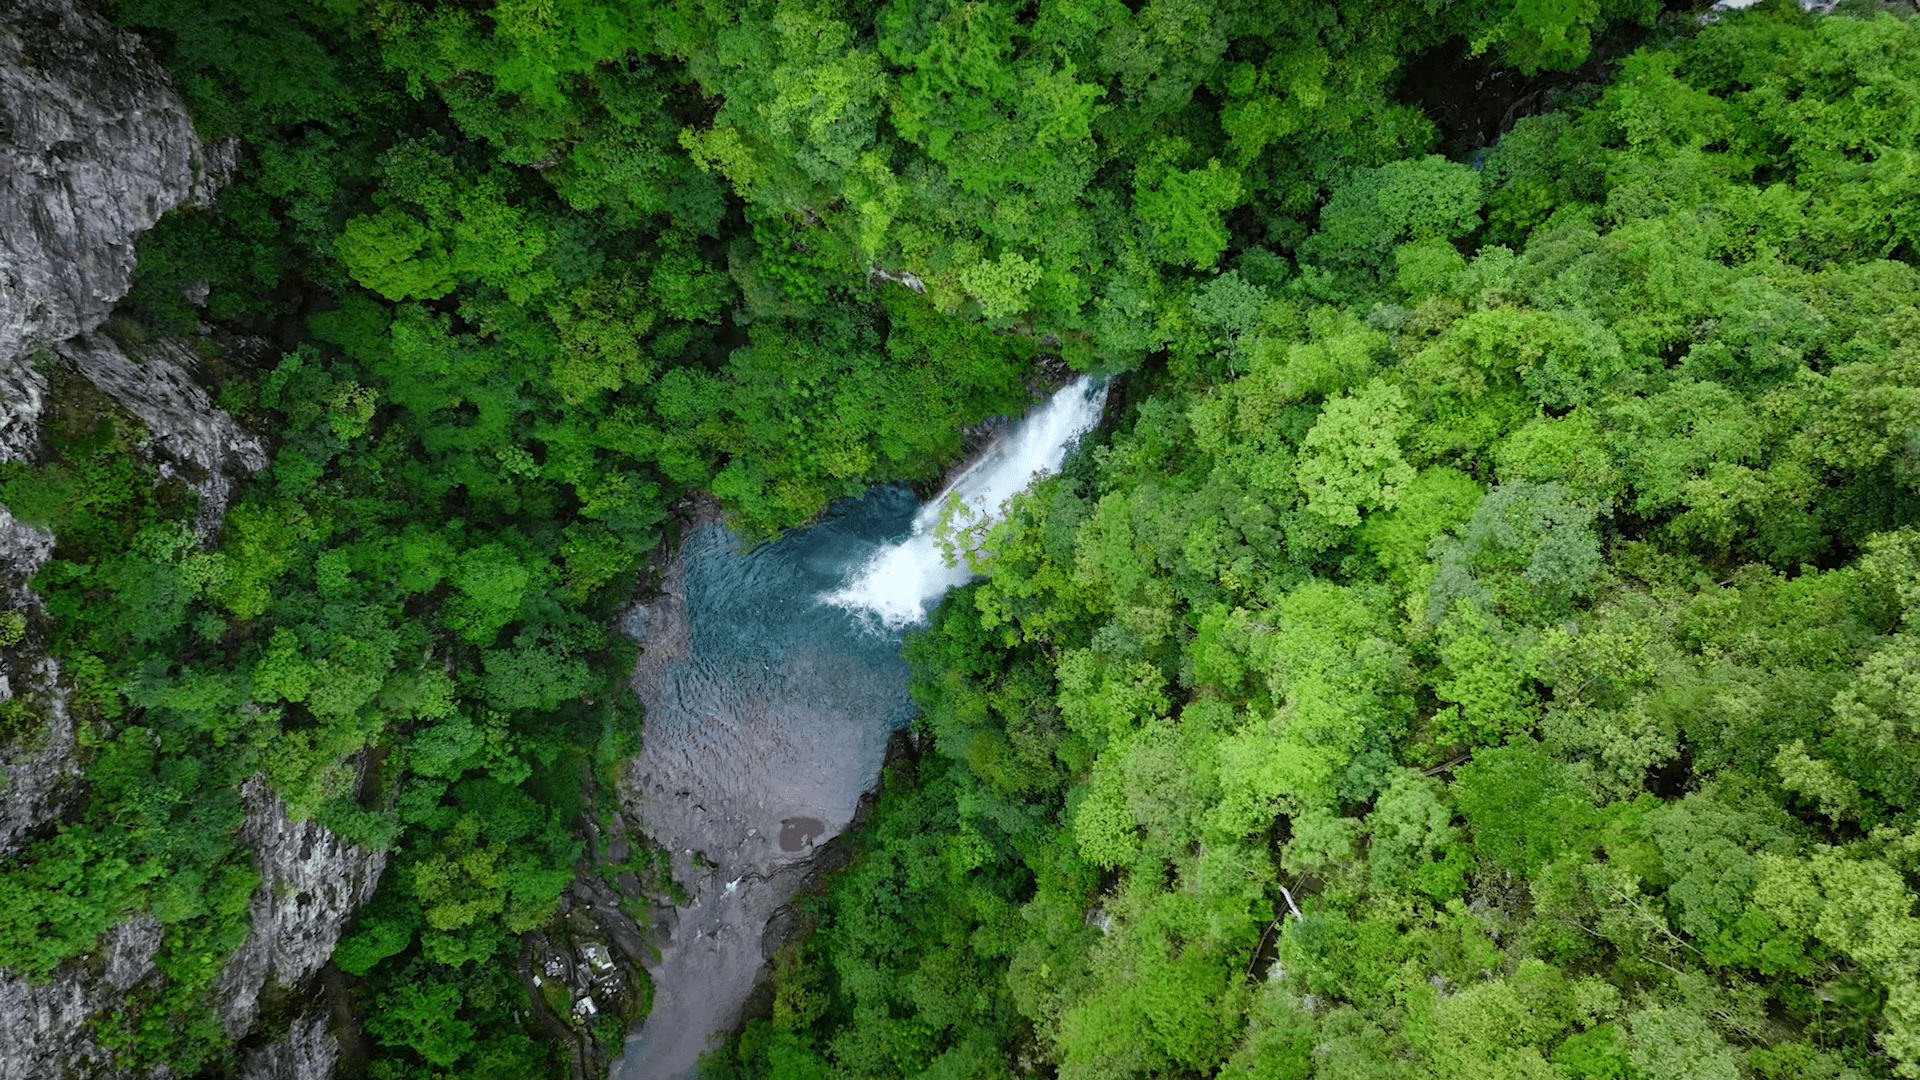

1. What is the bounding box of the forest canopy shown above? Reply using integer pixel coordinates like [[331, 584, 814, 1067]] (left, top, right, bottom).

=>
[[0, 0, 1917, 1078]]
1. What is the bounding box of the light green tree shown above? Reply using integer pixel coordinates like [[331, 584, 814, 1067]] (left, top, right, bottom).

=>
[[1295, 379, 1416, 528]]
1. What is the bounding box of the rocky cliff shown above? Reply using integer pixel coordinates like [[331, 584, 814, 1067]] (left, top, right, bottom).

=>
[[0, 915, 166, 1080], [0, 505, 73, 857], [0, 355, 44, 464], [0, 772, 383, 1080], [0, 331, 268, 854], [54, 333, 270, 537], [0, 0, 232, 366], [0, 2, 372, 1078], [214, 777, 387, 1042]]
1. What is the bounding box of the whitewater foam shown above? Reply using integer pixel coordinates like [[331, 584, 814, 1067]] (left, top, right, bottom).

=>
[[823, 375, 1107, 628]]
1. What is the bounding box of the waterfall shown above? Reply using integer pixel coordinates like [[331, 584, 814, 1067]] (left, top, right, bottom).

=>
[[615, 376, 1107, 1078], [823, 375, 1107, 628]]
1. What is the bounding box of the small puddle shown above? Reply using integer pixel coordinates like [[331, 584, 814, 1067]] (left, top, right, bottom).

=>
[[778, 817, 825, 852]]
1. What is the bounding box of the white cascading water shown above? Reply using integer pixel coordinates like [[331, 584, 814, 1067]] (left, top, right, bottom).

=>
[[618, 376, 1106, 1078], [824, 375, 1108, 628]]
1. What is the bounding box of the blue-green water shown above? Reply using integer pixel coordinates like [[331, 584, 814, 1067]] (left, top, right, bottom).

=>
[[615, 378, 1105, 1079], [613, 493, 929, 1080], [625, 486, 923, 839]]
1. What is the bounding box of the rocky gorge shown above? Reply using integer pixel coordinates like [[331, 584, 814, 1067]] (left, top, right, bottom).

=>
[[610, 378, 1106, 1079]]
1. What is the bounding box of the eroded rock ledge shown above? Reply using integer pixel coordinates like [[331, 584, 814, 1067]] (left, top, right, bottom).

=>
[[0, 0, 232, 366]]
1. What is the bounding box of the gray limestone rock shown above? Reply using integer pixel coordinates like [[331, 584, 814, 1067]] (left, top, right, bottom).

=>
[[55, 333, 269, 537], [0, 506, 77, 855], [0, 330, 271, 854], [237, 1013, 339, 1080], [0, 353, 45, 464], [0, 334, 268, 535], [0, 504, 52, 613], [0, 0, 228, 367], [0, 6, 370, 1079], [0, 764, 379, 1079], [0, 653, 80, 857], [212, 776, 387, 1040], [0, 914, 165, 1080]]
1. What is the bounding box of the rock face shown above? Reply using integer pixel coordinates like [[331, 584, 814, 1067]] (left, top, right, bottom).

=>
[[1, 331, 267, 854], [0, 0, 251, 857], [237, 1012, 339, 1080], [0, 0, 231, 366], [0, 508, 68, 856], [0, 354, 44, 464], [3, 394, 345, 1080], [0, 770, 380, 1080], [0, 915, 165, 1080], [0, 652, 79, 858], [55, 333, 269, 536], [0, 6, 367, 1079], [213, 777, 388, 1040], [0, 50, 271, 853]]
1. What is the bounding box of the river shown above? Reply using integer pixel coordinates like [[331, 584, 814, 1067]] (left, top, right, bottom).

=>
[[611, 377, 1106, 1079]]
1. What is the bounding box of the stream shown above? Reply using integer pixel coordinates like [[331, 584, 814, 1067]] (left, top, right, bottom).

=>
[[611, 377, 1107, 1079]]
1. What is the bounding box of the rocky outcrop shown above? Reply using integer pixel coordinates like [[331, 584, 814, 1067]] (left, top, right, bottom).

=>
[[0, 354, 44, 464], [0, 0, 256, 864], [0, 915, 164, 1080], [0, 652, 79, 857], [0, 0, 232, 367], [0, 506, 78, 856], [0, 6, 345, 1077], [213, 777, 387, 1040], [55, 333, 269, 536], [3, 332, 269, 529], [0, 770, 383, 1080], [0, 504, 52, 593], [1, 330, 268, 854], [237, 1013, 339, 1080]]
